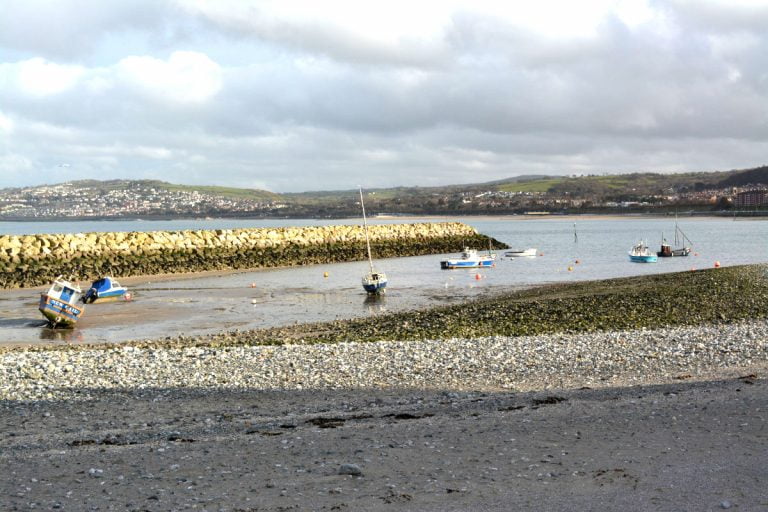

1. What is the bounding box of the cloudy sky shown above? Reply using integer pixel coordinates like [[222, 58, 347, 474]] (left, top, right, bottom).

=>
[[1, 0, 767, 192]]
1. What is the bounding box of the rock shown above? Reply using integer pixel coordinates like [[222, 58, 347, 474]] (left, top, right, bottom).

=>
[[0, 222, 498, 288], [338, 463, 363, 476]]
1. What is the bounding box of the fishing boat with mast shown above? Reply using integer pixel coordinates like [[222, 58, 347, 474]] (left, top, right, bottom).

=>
[[359, 187, 387, 294], [658, 218, 692, 257]]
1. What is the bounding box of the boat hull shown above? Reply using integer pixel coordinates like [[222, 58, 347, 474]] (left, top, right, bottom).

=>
[[505, 248, 537, 258], [629, 254, 658, 263], [39, 294, 84, 328], [86, 293, 126, 304], [440, 259, 495, 269], [363, 281, 387, 294], [657, 248, 691, 257]]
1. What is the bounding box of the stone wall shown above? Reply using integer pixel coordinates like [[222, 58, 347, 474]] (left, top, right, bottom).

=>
[[0, 222, 507, 289]]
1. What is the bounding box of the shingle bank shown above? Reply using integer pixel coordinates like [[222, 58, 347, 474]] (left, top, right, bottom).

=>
[[0, 222, 506, 289]]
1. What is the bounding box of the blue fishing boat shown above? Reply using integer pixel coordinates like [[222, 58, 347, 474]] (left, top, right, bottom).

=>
[[359, 187, 387, 294], [441, 247, 497, 269], [628, 241, 658, 263], [39, 276, 85, 328], [83, 276, 129, 304]]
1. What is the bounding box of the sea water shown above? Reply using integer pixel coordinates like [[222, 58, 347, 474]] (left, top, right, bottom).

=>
[[0, 216, 766, 345]]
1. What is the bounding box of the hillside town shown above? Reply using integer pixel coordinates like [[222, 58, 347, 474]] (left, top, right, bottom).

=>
[[0, 182, 285, 219], [0, 178, 766, 220]]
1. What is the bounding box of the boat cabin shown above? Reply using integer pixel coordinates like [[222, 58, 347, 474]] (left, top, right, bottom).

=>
[[45, 279, 82, 305]]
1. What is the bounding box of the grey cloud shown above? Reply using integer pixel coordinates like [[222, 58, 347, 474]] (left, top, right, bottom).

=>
[[1, 0, 182, 61], [1, 1, 768, 192]]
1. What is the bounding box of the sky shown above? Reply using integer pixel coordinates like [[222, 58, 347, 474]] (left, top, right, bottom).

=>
[[1, 0, 767, 193]]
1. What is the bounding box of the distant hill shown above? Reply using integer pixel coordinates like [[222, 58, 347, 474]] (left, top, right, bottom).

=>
[[717, 166, 768, 188], [3, 165, 767, 220]]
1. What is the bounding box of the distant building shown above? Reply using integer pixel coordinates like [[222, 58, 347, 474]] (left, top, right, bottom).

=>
[[734, 189, 768, 207]]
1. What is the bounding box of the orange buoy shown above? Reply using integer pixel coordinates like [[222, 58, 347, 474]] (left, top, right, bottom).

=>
[[714, 261, 720, 268], [475, 273, 481, 280]]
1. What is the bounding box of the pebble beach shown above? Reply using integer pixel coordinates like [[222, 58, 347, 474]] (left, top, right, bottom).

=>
[[2, 320, 767, 402]]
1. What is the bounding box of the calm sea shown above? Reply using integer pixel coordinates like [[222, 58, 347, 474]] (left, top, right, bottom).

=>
[[1, 215, 767, 271], [1, 216, 766, 345]]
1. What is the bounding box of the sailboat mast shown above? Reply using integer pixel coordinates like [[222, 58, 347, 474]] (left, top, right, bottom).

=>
[[674, 213, 679, 247], [359, 187, 374, 273]]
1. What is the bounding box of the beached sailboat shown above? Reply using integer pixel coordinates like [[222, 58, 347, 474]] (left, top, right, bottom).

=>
[[658, 219, 692, 257], [359, 187, 387, 294], [39, 276, 85, 327]]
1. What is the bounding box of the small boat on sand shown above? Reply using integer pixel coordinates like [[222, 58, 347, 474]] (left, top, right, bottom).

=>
[[441, 247, 496, 269], [83, 276, 129, 303], [629, 241, 658, 263], [39, 276, 85, 328], [505, 248, 537, 258]]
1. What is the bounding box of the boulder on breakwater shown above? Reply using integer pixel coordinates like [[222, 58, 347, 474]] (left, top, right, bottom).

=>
[[0, 222, 507, 289]]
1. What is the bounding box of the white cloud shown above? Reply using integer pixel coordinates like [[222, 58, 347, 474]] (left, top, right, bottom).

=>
[[116, 51, 222, 103], [0, 112, 14, 134], [16, 58, 84, 96]]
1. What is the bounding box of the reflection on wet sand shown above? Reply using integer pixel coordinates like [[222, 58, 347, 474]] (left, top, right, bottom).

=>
[[39, 327, 84, 343], [363, 294, 387, 314]]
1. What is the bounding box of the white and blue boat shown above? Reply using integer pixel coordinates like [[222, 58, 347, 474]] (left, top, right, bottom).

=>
[[441, 247, 497, 269], [83, 276, 129, 303], [628, 241, 658, 263], [359, 187, 387, 294], [39, 276, 85, 328]]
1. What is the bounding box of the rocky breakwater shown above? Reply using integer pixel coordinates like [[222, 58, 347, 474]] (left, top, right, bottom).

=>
[[0, 222, 506, 289]]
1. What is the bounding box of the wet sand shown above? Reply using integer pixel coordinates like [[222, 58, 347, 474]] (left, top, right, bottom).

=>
[[0, 255, 522, 347], [2, 370, 766, 511]]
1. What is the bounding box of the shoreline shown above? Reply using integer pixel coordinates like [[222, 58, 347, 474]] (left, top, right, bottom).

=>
[[3, 266, 767, 510], [4, 263, 765, 354]]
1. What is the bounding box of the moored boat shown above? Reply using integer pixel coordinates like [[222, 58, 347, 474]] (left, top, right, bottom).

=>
[[441, 247, 496, 269], [505, 248, 537, 258], [39, 276, 85, 328], [83, 276, 129, 304], [658, 220, 692, 257], [658, 243, 691, 258], [628, 241, 657, 263]]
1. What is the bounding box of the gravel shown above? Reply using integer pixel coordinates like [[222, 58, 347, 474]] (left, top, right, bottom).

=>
[[2, 319, 766, 402]]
